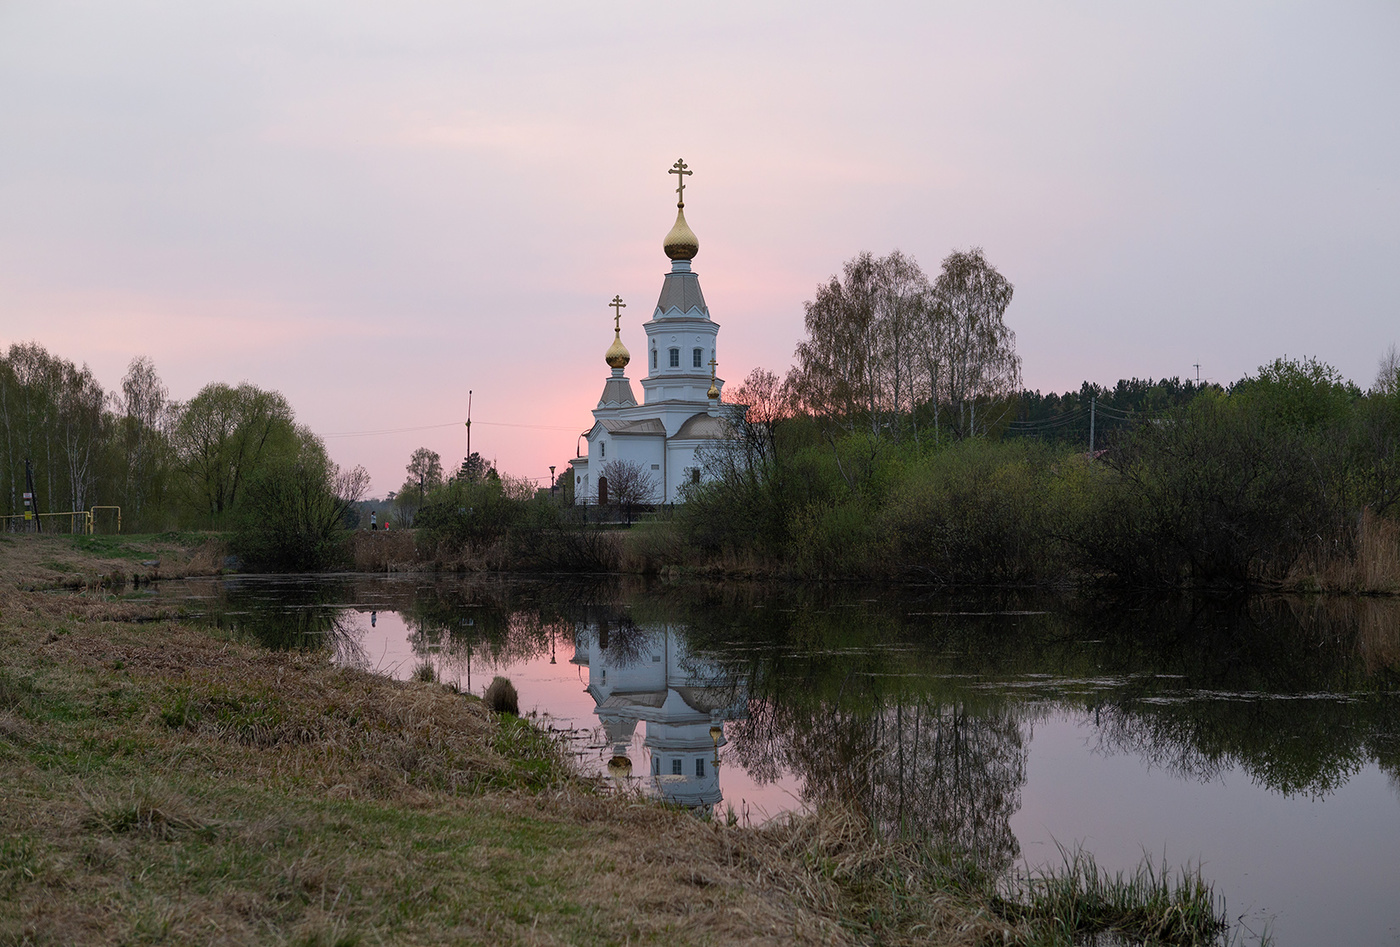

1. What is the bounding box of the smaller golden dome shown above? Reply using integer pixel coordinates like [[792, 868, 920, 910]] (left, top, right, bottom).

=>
[[707, 379, 720, 400], [663, 207, 699, 261], [605, 330, 630, 369]]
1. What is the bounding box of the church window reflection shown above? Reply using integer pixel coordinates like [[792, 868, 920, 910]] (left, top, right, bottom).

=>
[[575, 616, 747, 812]]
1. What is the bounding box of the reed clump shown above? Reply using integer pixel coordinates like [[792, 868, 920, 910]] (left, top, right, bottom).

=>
[[1285, 510, 1400, 593], [996, 847, 1230, 945]]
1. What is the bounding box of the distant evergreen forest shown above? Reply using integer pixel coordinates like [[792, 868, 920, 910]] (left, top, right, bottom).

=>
[[1007, 377, 1218, 449]]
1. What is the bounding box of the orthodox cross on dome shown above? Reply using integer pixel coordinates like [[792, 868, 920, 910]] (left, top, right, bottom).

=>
[[669, 158, 692, 207], [709, 355, 717, 378], [609, 294, 626, 332]]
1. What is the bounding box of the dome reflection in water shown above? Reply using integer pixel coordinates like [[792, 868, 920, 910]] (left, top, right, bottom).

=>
[[168, 575, 1400, 947]]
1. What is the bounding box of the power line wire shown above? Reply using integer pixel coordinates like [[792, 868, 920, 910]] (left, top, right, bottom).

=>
[[323, 419, 578, 439]]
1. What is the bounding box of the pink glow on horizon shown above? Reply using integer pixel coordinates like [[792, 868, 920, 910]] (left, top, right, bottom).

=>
[[1, 3, 1396, 496]]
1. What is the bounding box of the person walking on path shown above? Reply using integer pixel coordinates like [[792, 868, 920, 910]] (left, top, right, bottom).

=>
[[370, 510, 377, 531]]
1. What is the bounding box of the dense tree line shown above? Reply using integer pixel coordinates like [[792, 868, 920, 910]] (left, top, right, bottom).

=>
[[678, 250, 1400, 590], [0, 342, 366, 555]]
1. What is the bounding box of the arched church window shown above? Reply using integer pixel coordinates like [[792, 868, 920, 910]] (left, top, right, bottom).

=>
[[668, 348, 679, 368], [692, 348, 702, 368]]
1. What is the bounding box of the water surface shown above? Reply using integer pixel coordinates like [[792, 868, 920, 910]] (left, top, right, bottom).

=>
[[158, 574, 1400, 946]]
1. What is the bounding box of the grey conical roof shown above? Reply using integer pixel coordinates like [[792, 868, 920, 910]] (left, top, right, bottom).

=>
[[654, 270, 709, 319]]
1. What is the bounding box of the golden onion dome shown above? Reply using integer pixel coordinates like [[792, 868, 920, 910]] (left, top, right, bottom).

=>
[[663, 206, 699, 261], [707, 379, 720, 400], [605, 330, 630, 369]]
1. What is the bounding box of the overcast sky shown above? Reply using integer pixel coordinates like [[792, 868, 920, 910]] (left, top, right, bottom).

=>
[[2, 1, 1396, 495]]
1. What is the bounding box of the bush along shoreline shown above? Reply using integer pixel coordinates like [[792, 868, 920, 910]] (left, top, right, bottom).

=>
[[291, 356, 1394, 594]]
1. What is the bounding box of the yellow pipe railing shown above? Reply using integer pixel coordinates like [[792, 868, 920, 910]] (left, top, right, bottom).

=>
[[1, 506, 122, 534], [89, 506, 122, 534]]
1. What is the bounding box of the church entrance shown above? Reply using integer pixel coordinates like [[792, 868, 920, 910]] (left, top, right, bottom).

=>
[[598, 476, 608, 505]]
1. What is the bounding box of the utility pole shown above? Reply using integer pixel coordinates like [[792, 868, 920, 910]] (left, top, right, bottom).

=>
[[1089, 398, 1096, 455], [549, 465, 556, 498], [465, 390, 472, 462], [1193, 363, 1201, 385]]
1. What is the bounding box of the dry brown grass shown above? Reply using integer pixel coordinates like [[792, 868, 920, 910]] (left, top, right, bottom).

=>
[[0, 587, 1017, 947], [1287, 509, 1400, 593], [349, 529, 419, 572]]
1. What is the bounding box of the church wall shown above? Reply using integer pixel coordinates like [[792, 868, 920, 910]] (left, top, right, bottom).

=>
[[582, 430, 666, 505]]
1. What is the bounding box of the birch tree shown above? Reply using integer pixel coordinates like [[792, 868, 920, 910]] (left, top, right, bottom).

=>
[[927, 248, 1020, 438]]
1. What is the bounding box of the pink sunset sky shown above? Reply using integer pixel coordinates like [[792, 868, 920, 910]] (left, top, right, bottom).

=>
[[2, 2, 1397, 497]]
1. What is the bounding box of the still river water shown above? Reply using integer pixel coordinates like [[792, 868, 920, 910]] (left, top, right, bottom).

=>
[[155, 574, 1400, 946]]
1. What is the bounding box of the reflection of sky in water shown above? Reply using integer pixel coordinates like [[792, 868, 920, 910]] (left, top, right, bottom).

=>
[[164, 577, 1400, 947], [345, 607, 804, 825], [1016, 718, 1400, 946]]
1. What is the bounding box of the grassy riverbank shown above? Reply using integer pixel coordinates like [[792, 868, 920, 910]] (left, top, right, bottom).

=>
[[1, 536, 1240, 945]]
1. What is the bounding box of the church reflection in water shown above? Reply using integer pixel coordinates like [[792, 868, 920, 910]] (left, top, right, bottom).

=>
[[571, 616, 747, 812]]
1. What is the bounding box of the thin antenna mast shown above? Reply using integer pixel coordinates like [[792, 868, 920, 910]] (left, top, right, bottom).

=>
[[465, 390, 473, 462]]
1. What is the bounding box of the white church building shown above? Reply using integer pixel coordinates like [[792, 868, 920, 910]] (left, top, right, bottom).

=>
[[569, 159, 738, 506]]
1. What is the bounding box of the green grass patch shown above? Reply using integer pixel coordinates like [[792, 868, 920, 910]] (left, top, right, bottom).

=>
[[66, 535, 145, 559], [0, 667, 39, 713]]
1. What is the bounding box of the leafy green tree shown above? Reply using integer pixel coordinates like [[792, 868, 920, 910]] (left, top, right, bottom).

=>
[[1081, 393, 1343, 587], [233, 437, 370, 571], [1230, 356, 1359, 433], [170, 383, 302, 524]]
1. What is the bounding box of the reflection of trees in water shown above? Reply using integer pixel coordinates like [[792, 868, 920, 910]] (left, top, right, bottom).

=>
[[1074, 594, 1400, 797], [1084, 698, 1377, 796], [190, 575, 1400, 815], [407, 603, 571, 682], [589, 610, 653, 668], [395, 577, 626, 685], [193, 578, 369, 667], [735, 695, 1028, 872]]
